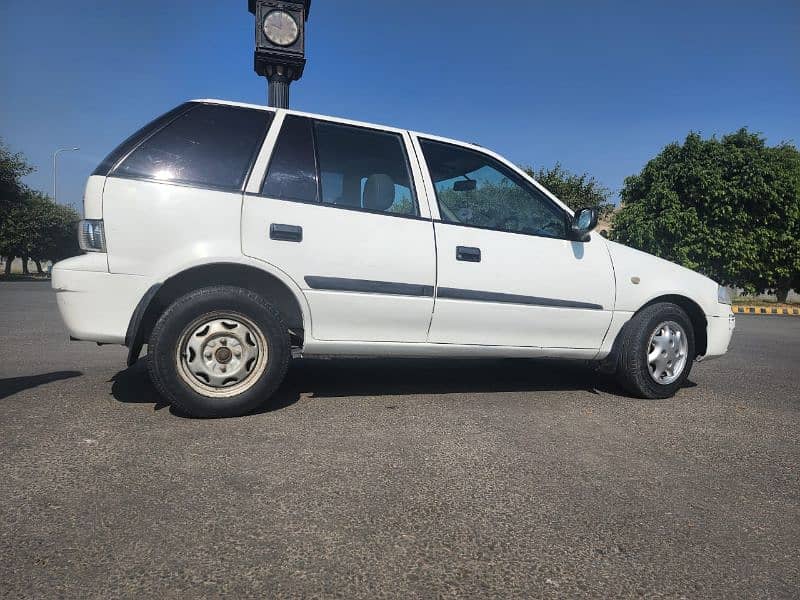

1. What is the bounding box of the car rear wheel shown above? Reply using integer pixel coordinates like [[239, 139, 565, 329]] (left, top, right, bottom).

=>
[[147, 286, 290, 417], [615, 302, 695, 399]]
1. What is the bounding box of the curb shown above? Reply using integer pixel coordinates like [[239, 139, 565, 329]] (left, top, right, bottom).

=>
[[733, 305, 800, 316]]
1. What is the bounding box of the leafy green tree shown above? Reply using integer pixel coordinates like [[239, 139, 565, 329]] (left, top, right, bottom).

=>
[[525, 163, 614, 217], [0, 140, 80, 275], [1, 139, 34, 268], [27, 192, 81, 271], [1, 140, 34, 272], [1, 191, 80, 275], [612, 129, 800, 301]]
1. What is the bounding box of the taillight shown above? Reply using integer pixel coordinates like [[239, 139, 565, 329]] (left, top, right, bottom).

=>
[[78, 219, 107, 252]]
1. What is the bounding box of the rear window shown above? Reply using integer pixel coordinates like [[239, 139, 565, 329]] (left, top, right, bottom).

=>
[[109, 103, 273, 191], [92, 103, 193, 177]]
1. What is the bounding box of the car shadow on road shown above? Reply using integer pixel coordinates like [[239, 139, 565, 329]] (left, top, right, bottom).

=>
[[0, 370, 82, 400], [108, 357, 679, 418]]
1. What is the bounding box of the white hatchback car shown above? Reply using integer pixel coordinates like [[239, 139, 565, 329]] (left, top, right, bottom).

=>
[[53, 99, 735, 417]]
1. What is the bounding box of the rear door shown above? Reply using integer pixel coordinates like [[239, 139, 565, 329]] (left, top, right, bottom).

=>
[[242, 112, 436, 343], [414, 135, 615, 349]]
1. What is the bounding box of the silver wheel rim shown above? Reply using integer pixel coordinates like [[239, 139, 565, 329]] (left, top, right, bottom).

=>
[[176, 312, 268, 398], [647, 320, 688, 385]]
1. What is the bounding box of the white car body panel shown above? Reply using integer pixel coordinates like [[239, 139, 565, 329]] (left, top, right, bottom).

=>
[[407, 132, 615, 350], [103, 178, 243, 277], [242, 198, 437, 342], [604, 240, 720, 316], [82, 175, 105, 220], [427, 223, 614, 348], [52, 255, 150, 344], [51, 98, 734, 366]]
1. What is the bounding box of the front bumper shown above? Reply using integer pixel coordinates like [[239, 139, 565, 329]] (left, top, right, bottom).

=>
[[52, 255, 151, 345], [698, 304, 735, 361]]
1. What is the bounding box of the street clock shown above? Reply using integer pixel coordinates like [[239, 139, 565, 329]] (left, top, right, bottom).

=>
[[248, 0, 310, 108], [263, 10, 299, 46]]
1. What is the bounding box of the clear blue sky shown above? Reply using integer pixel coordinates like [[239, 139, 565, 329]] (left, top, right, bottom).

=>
[[1, 0, 798, 208]]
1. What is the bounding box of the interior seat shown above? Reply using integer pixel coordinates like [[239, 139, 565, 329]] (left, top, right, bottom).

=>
[[362, 174, 395, 211]]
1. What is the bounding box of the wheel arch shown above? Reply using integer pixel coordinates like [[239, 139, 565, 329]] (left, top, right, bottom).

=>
[[125, 261, 308, 366], [602, 294, 708, 371]]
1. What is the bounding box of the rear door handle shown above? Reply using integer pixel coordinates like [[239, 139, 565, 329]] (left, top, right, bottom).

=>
[[270, 223, 303, 242], [456, 246, 481, 262]]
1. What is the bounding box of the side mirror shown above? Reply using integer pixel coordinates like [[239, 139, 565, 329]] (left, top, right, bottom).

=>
[[570, 207, 598, 241]]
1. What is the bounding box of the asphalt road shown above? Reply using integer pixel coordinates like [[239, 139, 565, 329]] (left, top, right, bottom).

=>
[[1, 281, 798, 599]]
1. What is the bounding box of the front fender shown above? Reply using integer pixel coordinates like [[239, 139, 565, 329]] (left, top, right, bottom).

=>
[[605, 240, 718, 315]]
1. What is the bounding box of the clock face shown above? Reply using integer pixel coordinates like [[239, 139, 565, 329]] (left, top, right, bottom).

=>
[[263, 10, 299, 47]]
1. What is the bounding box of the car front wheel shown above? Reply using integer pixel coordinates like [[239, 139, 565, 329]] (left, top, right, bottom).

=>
[[146, 286, 290, 417], [615, 302, 695, 399]]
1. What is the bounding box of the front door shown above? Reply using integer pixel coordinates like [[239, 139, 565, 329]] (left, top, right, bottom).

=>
[[414, 136, 615, 349], [242, 113, 436, 343]]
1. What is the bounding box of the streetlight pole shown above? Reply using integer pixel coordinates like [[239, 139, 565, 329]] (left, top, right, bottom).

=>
[[53, 147, 79, 203]]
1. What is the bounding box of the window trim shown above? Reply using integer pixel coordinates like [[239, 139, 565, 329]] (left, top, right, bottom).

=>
[[107, 102, 275, 194], [242, 191, 433, 223], [107, 173, 250, 195], [257, 114, 422, 219], [417, 136, 572, 241]]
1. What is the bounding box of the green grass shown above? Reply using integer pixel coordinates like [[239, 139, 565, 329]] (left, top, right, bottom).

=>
[[733, 297, 798, 307]]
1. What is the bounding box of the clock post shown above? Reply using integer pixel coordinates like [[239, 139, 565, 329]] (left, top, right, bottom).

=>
[[247, 0, 310, 108]]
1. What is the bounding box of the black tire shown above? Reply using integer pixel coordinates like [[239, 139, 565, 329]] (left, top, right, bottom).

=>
[[615, 302, 695, 399], [146, 286, 290, 417]]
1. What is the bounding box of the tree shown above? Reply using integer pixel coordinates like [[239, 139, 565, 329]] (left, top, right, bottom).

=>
[[1, 139, 35, 271], [0, 139, 33, 208], [0, 190, 80, 274], [525, 163, 615, 217], [611, 129, 800, 301], [34, 198, 81, 267], [0, 139, 80, 275]]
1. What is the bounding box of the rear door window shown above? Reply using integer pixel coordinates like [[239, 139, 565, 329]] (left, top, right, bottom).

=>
[[314, 120, 418, 216], [112, 103, 273, 191], [261, 115, 418, 217]]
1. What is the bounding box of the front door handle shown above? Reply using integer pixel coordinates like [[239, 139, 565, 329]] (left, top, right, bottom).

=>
[[456, 246, 481, 262], [270, 223, 303, 242]]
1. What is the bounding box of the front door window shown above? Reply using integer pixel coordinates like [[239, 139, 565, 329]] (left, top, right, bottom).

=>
[[419, 139, 567, 239]]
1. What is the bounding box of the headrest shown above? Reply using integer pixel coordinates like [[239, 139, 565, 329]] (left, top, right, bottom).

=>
[[363, 174, 395, 211]]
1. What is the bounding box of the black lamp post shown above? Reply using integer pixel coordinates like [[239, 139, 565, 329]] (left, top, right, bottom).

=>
[[248, 0, 310, 108]]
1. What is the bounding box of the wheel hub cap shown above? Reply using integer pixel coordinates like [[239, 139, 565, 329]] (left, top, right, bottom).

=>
[[647, 320, 688, 385], [176, 314, 268, 397], [214, 346, 233, 364]]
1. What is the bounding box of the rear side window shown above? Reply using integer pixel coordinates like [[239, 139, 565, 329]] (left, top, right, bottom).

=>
[[314, 121, 417, 216], [261, 115, 418, 217], [92, 103, 193, 177], [112, 104, 273, 191]]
